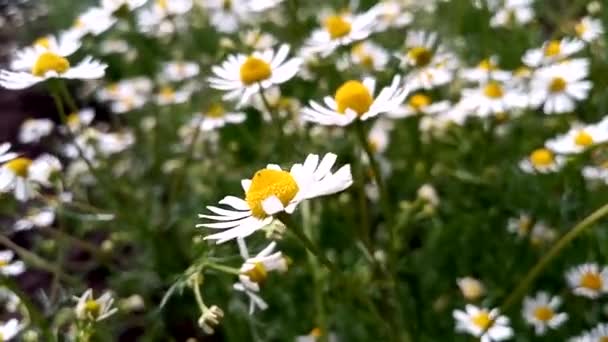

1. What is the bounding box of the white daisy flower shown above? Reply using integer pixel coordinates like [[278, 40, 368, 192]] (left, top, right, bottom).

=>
[[519, 148, 566, 174], [461, 57, 512, 83], [234, 241, 287, 314], [460, 80, 526, 117], [63, 108, 95, 132], [523, 38, 585, 67], [161, 61, 200, 82], [0, 288, 21, 312], [198, 305, 224, 335], [490, 0, 534, 28], [74, 288, 118, 322], [155, 85, 191, 105], [13, 206, 55, 231], [585, 323, 608, 341], [191, 103, 247, 131], [529, 59, 592, 114], [575, 16, 604, 43], [368, 0, 413, 32], [151, 0, 192, 16], [0, 250, 25, 276], [302, 11, 375, 57], [367, 119, 392, 154], [388, 93, 450, 119], [208, 44, 302, 106], [246, 0, 285, 11], [18, 118, 54, 144], [10, 33, 81, 71], [507, 213, 534, 237], [0, 144, 17, 164], [99, 39, 130, 55], [0, 49, 106, 90], [67, 7, 117, 38], [0, 154, 61, 202], [241, 29, 277, 50], [582, 165, 608, 183], [101, 0, 148, 12], [566, 263, 608, 299], [546, 119, 608, 154], [453, 305, 513, 342], [301, 76, 408, 126], [522, 292, 568, 335], [348, 41, 390, 71], [0, 319, 22, 341], [98, 78, 152, 114], [399, 31, 457, 90], [202, 0, 253, 33], [457, 277, 485, 301], [197, 153, 353, 243]]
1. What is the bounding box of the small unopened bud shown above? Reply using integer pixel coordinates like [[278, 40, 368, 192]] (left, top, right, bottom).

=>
[[198, 305, 224, 335], [417, 184, 439, 207], [119, 295, 145, 312], [22, 330, 39, 342], [262, 220, 286, 240], [588, 1, 601, 14], [101, 239, 114, 253], [457, 277, 485, 301]]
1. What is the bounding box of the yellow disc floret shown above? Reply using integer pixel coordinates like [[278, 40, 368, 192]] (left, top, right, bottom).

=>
[[549, 77, 566, 93], [5, 158, 33, 177], [408, 46, 433, 67], [574, 131, 594, 147], [84, 299, 101, 318], [580, 272, 603, 290], [240, 57, 272, 85], [408, 94, 431, 111], [530, 148, 554, 168], [334, 80, 373, 115], [32, 52, 70, 77], [471, 311, 492, 329], [544, 40, 561, 57], [533, 306, 554, 322], [324, 15, 352, 39], [483, 82, 504, 99], [34, 37, 51, 49], [243, 262, 268, 283], [207, 103, 225, 118], [245, 169, 299, 218]]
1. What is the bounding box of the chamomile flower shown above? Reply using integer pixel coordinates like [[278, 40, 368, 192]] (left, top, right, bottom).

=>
[[101, 0, 148, 13], [234, 241, 287, 314], [150, 0, 192, 16], [507, 213, 534, 237], [367, 119, 392, 155], [529, 59, 592, 114], [348, 41, 390, 72], [197, 153, 352, 243], [63, 108, 95, 132], [0, 51, 106, 90], [301, 76, 408, 126], [489, 0, 534, 28], [10, 33, 81, 71], [582, 164, 608, 184], [0, 288, 21, 312], [67, 7, 117, 38], [246, 0, 285, 11], [303, 11, 375, 56], [575, 16, 604, 43], [399, 31, 457, 90], [523, 38, 585, 67], [202, 0, 252, 33], [191, 103, 247, 131], [586, 323, 608, 341], [546, 120, 608, 154], [368, 0, 413, 32], [208, 44, 302, 106], [566, 263, 608, 299], [461, 57, 512, 82], [0, 250, 25, 276], [457, 277, 485, 301], [0, 144, 17, 164], [241, 29, 277, 50], [13, 206, 55, 231], [18, 118, 54, 144], [98, 77, 152, 114], [156, 85, 191, 105], [74, 288, 118, 322], [161, 61, 200, 82], [522, 292, 568, 335], [0, 319, 22, 341], [0, 154, 61, 202], [388, 92, 450, 119], [460, 80, 526, 117], [453, 305, 513, 342], [519, 148, 565, 174]]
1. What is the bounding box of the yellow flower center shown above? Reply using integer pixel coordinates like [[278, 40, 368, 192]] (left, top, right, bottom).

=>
[[245, 169, 299, 218], [574, 131, 594, 147], [352, 44, 374, 68], [483, 82, 504, 99], [514, 66, 531, 77], [600, 337, 608, 342], [324, 15, 352, 39], [544, 40, 561, 57], [207, 104, 225, 118], [408, 94, 431, 111], [533, 306, 554, 322], [575, 22, 588, 37], [471, 311, 492, 329], [157, 0, 168, 9], [5, 158, 32, 177], [408, 46, 433, 67], [73, 18, 86, 29], [310, 327, 323, 337], [518, 217, 532, 235], [549, 77, 567, 93], [85, 299, 101, 318], [243, 262, 268, 283], [530, 148, 554, 167], [334, 80, 373, 115], [160, 86, 175, 100], [478, 58, 496, 71], [34, 37, 51, 49], [67, 112, 81, 126], [239, 57, 272, 85], [31, 52, 70, 77], [223, 0, 232, 10], [580, 272, 603, 290], [0, 260, 8, 267]]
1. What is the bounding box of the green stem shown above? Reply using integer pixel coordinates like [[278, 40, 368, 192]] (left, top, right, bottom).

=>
[[257, 86, 284, 142], [277, 213, 336, 271], [205, 263, 241, 276], [57, 81, 79, 114], [501, 201, 608, 311], [191, 274, 209, 312]]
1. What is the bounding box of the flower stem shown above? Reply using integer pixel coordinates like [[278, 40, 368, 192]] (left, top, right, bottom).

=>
[[191, 274, 209, 312], [257, 86, 284, 142], [500, 201, 608, 312], [205, 262, 242, 276], [277, 213, 336, 272]]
